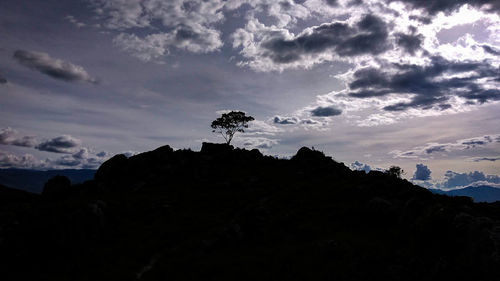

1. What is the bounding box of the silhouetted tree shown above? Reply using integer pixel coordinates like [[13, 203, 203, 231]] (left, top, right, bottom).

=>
[[386, 166, 405, 178], [211, 111, 254, 145]]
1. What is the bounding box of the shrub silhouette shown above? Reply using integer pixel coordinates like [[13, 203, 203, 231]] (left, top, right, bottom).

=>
[[386, 165, 405, 178], [211, 111, 254, 145]]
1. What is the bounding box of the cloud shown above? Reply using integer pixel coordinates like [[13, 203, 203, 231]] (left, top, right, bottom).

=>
[[241, 137, 279, 149], [0, 76, 7, 84], [245, 120, 283, 136], [0, 150, 43, 169], [52, 155, 82, 167], [412, 169, 500, 191], [121, 151, 140, 158], [395, 32, 423, 55], [50, 146, 110, 169], [273, 116, 299, 125], [442, 170, 500, 188], [35, 135, 82, 154], [346, 56, 500, 112], [391, 134, 500, 159], [350, 160, 371, 173], [13, 50, 97, 83], [233, 14, 390, 71], [113, 24, 223, 61], [471, 156, 500, 162], [389, 0, 500, 15], [0, 127, 110, 169], [325, 0, 339, 6], [257, 2, 500, 127], [65, 15, 86, 27], [0, 146, 109, 170], [311, 106, 342, 117], [0, 127, 18, 145], [96, 151, 108, 157], [264, 14, 388, 60], [412, 163, 432, 180], [481, 44, 500, 56], [0, 127, 37, 147], [91, 0, 227, 61], [72, 148, 90, 160]]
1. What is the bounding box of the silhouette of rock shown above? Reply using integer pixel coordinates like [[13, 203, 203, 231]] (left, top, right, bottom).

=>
[[41, 175, 71, 196], [94, 154, 127, 182], [201, 142, 233, 154], [291, 147, 329, 163], [1, 142, 500, 281]]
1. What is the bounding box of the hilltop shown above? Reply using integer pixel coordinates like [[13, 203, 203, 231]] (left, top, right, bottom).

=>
[[1, 143, 500, 281]]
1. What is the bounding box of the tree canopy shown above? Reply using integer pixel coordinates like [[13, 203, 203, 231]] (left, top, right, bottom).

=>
[[211, 111, 254, 145], [386, 166, 405, 179]]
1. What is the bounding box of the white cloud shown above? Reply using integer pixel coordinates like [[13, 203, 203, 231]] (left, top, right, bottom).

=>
[[240, 136, 279, 149], [391, 133, 500, 159], [92, 0, 227, 61], [0, 150, 44, 169]]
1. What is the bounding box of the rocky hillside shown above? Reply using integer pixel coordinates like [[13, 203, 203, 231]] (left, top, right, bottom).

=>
[[1, 143, 500, 281]]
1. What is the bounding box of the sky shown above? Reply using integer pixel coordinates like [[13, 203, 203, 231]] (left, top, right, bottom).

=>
[[0, 0, 499, 187]]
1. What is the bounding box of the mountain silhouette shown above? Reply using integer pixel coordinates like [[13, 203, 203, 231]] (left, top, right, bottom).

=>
[[1, 143, 500, 281], [430, 185, 500, 203], [0, 168, 95, 193]]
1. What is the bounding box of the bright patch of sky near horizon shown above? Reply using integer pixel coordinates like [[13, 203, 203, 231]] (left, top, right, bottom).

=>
[[0, 0, 499, 183]]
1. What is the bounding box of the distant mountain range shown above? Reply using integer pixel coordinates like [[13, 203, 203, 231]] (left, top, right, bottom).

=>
[[429, 185, 500, 203], [0, 168, 95, 193]]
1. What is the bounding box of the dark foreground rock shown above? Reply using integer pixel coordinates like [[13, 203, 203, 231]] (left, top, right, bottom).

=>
[[1, 144, 500, 281]]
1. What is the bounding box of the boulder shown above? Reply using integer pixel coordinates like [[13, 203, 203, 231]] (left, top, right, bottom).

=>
[[42, 175, 71, 196], [291, 147, 329, 164], [94, 154, 128, 182], [201, 142, 233, 154]]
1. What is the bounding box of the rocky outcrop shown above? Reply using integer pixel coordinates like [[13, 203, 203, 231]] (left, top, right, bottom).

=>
[[41, 175, 71, 196], [1, 143, 500, 281]]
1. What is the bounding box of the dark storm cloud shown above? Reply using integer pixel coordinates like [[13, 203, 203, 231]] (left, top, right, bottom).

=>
[[13, 50, 97, 83], [473, 157, 500, 162], [324, 0, 339, 6], [462, 140, 487, 147], [348, 56, 500, 111], [35, 135, 81, 153], [412, 163, 432, 180], [408, 15, 432, 24], [395, 33, 423, 55], [311, 106, 343, 117], [481, 44, 500, 56], [389, 0, 500, 15], [0, 76, 7, 84], [261, 14, 389, 64]]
